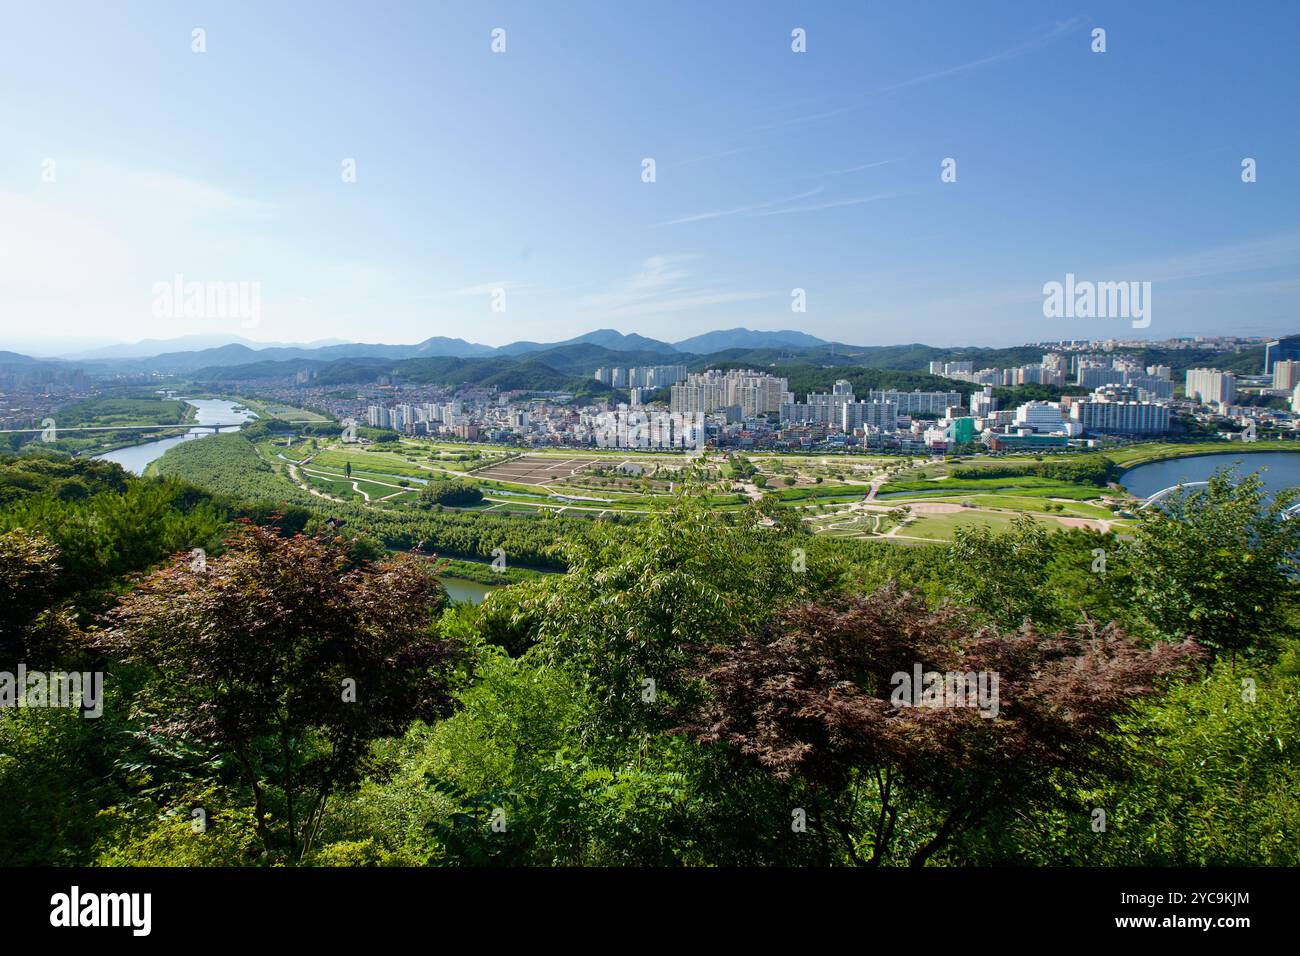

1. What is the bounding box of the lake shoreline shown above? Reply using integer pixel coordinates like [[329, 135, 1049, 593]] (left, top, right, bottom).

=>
[[1119, 449, 1300, 500]]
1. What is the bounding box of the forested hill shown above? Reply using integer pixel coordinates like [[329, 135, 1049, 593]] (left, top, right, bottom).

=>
[[189, 337, 1273, 392], [194, 353, 620, 399]]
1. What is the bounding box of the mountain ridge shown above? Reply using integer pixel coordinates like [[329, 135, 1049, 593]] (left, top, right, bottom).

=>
[[0, 327, 824, 372]]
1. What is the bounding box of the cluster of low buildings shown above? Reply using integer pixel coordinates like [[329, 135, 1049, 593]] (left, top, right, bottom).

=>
[[1, 383, 91, 434]]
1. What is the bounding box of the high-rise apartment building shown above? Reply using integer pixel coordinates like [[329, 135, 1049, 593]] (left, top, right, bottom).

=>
[[1069, 386, 1171, 435], [1077, 365, 1126, 390], [1265, 335, 1300, 375], [670, 369, 792, 416], [841, 400, 898, 432], [1014, 401, 1069, 434], [782, 381, 897, 433], [968, 387, 997, 417], [1272, 359, 1300, 392], [594, 365, 687, 389], [866, 389, 962, 415], [1185, 368, 1237, 405]]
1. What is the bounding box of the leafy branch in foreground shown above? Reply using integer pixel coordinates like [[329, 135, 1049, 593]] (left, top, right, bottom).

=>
[[1121, 469, 1300, 660]]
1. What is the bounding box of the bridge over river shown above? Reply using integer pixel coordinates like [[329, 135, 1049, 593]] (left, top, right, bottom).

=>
[[1139, 481, 1300, 519], [0, 423, 229, 435]]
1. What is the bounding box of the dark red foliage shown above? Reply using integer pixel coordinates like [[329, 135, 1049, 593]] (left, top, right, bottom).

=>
[[686, 584, 1202, 864], [97, 522, 466, 858]]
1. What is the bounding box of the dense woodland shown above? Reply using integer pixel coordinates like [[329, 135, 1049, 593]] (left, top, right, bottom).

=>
[[1, 444, 1298, 866]]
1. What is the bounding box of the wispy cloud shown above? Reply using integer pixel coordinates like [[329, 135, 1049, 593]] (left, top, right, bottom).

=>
[[655, 187, 824, 226], [601, 289, 768, 319], [886, 231, 1300, 321], [782, 157, 905, 181], [750, 192, 895, 217], [1115, 232, 1300, 284], [569, 255, 767, 320], [672, 143, 771, 167], [658, 185, 895, 225], [754, 16, 1088, 132], [867, 16, 1087, 96]]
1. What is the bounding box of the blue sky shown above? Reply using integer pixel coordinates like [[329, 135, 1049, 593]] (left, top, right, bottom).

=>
[[1, 0, 1297, 351]]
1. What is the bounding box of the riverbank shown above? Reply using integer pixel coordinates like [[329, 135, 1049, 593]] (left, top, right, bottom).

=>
[[1105, 439, 1297, 469], [435, 555, 550, 586], [98, 398, 255, 476], [74, 425, 195, 458]]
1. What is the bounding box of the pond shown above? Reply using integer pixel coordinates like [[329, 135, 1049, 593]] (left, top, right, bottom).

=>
[[1120, 451, 1300, 501], [440, 577, 496, 605]]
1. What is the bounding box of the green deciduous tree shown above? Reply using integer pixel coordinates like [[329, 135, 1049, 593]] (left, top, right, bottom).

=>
[[520, 494, 841, 745], [1121, 469, 1300, 659], [0, 528, 67, 667], [418, 479, 484, 508], [944, 515, 1063, 628]]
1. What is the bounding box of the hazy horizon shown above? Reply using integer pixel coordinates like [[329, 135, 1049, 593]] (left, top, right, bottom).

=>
[[3, 325, 1285, 362]]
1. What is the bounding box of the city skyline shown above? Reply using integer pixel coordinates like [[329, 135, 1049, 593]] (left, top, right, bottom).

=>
[[2, 1, 1297, 350]]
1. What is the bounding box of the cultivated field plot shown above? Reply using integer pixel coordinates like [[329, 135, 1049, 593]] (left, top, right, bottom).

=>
[[474, 454, 605, 485]]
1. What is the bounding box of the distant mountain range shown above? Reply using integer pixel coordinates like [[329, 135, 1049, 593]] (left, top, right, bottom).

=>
[[57, 334, 354, 361], [0, 329, 1274, 393], [2, 327, 832, 374]]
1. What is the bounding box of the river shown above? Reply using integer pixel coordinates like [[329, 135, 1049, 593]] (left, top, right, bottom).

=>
[[1121, 450, 1300, 500], [94, 398, 254, 475], [97, 401, 510, 605]]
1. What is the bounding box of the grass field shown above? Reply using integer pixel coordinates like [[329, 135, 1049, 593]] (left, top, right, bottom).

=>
[[895, 509, 1065, 541], [244, 431, 1231, 542], [932, 494, 1117, 520], [1104, 440, 1297, 468]]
